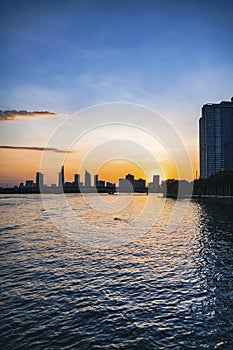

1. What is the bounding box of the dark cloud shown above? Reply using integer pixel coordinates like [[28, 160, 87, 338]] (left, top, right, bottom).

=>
[[0, 145, 75, 154], [0, 110, 59, 121]]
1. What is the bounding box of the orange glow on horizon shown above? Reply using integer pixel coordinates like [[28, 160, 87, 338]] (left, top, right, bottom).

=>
[[0, 149, 42, 186], [0, 147, 198, 186]]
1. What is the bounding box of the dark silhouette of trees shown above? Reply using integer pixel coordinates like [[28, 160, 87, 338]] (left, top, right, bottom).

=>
[[193, 171, 233, 196], [165, 171, 233, 197]]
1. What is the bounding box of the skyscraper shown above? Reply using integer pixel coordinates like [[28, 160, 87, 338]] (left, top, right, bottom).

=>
[[58, 165, 65, 187], [153, 175, 160, 190], [85, 170, 91, 188], [94, 174, 98, 188], [74, 174, 80, 185], [199, 98, 233, 178], [148, 174, 160, 193], [36, 172, 44, 188]]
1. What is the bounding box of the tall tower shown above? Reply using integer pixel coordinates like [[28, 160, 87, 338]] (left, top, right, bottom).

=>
[[58, 165, 65, 187], [153, 175, 160, 190], [199, 98, 233, 178], [85, 170, 91, 188], [74, 174, 80, 185], [36, 172, 44, 188], [94, 174, 98, 188]]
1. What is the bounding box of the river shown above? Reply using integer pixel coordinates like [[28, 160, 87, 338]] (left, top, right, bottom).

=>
[[0, 194, 233, 349]]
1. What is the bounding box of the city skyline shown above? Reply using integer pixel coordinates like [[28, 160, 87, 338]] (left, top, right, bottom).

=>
[[1, 166, 160, 189], [0, 166, 164, 195], [1, 96, 233, 187], [1, 0, 233, 185]]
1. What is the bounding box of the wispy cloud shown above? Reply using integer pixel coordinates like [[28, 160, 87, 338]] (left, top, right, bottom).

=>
[[0, 110, 60, 121], [0, 145, 75, 153]]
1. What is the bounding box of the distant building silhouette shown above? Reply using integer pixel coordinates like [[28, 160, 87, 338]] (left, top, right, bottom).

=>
[[58, 165, 65, 187], [153, 175, 160, 189], [119, 178, 133, 192], [125, 173, 134, 184], [94, 174, 98, 188], [25, 180, 34, 188], [148, 175, 160, 192], [199, 98, 233, 178], [97, 180, 105, 188], [94, 174, 108, 191], [74, 174, 80, 185], [84, 170, 91, 187], [119, 173, 147, 193], [106, 182, 116, 194], [134, 178, 146, 191], [36, 172, 44, 188]]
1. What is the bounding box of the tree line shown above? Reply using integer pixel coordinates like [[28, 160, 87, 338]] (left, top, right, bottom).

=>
[[165, 170, 233, 197], [193, 170, 233, 196]]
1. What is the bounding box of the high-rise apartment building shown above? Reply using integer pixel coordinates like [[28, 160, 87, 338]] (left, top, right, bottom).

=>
[[148, 174, 160, 192], [199, 98, 233, 178], [36, 172, 44, 188], [58, 165, 65, 187], [153, 175, 160, 190], [74, 174, 80, 185], [94, 174, 98, 188], [84, 170, 91, 187]]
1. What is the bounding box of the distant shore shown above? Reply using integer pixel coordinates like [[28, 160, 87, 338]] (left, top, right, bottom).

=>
[[1, 189, 233, 204], [0, 187, 148, 195]]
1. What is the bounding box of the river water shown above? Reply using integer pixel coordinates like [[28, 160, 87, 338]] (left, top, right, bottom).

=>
[[0, 194, 233, 349]]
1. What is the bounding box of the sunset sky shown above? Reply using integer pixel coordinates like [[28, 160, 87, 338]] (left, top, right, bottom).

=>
[[1, 0, 233, 186]]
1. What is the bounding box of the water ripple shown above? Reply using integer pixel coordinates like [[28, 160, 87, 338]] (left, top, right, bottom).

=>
[[0, 194, 233, 349]]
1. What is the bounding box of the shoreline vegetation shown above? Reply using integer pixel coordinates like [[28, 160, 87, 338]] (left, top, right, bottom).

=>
[[164, 170, 233, 199]]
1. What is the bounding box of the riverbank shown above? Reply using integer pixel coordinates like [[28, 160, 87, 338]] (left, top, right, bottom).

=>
[[192, 194, 233, 204], [165, 193, 233, 204]]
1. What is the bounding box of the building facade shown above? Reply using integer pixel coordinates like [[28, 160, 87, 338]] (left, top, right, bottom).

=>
[[84, 170, 91, 188], [119, 173, 146, 192], [36, 172, 44, 188], [74, 174, 80, 185], [58, 165, 65, 187], [148, 175, 160, 192], [199, 98, 233, 178]]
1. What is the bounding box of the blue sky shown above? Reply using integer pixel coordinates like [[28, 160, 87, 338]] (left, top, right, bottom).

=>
[[1, 0, 232, 111], [0, 0, 233, 184]]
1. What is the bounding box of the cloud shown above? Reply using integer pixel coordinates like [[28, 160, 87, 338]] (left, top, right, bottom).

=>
[[0, 145, 75, 154], [0, 110, 59, 121]]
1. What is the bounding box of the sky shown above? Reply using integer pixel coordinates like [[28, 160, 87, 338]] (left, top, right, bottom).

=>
[[0, 0, 233, 186]]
